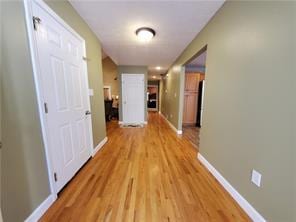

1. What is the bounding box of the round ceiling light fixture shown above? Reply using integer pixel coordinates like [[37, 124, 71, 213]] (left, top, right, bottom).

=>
[[136, 27, 155, 42]]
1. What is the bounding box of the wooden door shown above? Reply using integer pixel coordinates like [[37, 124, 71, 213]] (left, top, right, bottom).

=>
[[183, 73, 200, 125]]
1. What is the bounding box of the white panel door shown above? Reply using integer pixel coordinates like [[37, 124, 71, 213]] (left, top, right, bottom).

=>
[[32, 2, 93, 192], [122, 74, 145, 124]]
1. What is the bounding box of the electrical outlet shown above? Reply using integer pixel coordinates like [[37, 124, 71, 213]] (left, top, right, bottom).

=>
[[251, 169, 262, 187], [170, 114, 173, 118], [174, 92, 177, 98]]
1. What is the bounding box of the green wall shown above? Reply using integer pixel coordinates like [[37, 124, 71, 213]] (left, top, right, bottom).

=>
[[45, 0, 106, 146], [293, 4, 296, 222], [102, 57, 119, 96], [118, 65, 148, 122], [1, 2, 50, 221], [161, 2, 295, 221], [160, 66, 184, 127]]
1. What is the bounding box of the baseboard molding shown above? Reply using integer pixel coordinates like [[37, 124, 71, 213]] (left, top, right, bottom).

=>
[[92, 137, 108, 157], [25, 194, 55, 222], [159, 112, 182, 135], [197, 153, 266, 222]]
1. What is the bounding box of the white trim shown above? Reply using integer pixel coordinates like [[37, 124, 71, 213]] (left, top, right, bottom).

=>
[[197, 153, 266, 222], [0, 209, 3, 222], [23, 0, 94, 197], [24, 194, 55, 222], [159, 112, 182, 135], [92, 137, 108, 157]]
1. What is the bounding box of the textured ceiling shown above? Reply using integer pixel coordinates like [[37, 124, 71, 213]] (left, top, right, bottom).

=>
[[70, 1, 224, 77]]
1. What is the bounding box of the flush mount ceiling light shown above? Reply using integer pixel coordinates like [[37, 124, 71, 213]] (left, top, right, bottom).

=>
[[156, 66, 161, 70], [152, 75, 156, 79], [136, 27, 155, 42]]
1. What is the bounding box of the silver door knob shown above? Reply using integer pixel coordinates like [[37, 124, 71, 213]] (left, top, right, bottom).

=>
[[85, 110, 91, 115]]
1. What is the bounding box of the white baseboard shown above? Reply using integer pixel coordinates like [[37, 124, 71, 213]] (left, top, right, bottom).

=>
[[0, 208, 3, 222], [25, 194, 56, 222], [197, 153, 266, 222], [92, 137, 108, 157], [159, 112, 182, 135]]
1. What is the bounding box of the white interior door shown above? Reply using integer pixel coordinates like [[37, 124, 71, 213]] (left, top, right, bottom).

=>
[[32, 2, 93, 192], [122, 74, 145, 124]]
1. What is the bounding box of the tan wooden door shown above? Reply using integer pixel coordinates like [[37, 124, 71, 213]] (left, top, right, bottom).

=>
[[183, 73, 200, 125]]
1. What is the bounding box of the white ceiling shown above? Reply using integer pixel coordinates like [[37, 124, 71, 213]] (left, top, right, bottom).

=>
[[70, 1, 224, 76]]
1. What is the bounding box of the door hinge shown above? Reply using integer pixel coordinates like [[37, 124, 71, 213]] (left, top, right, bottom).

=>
[[54, 172, 58, 182], [32, 16, 41, 31], [82, 56, 90, 61], [44, 102, 48, 114]]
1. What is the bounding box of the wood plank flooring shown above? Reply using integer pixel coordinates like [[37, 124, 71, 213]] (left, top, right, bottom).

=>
[[182, 126, 200, 149], [41, 113, 250, 222]]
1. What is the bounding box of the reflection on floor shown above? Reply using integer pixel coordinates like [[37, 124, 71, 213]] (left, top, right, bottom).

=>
[[41, 113, 250, 222], [182, 125, 200, 149]]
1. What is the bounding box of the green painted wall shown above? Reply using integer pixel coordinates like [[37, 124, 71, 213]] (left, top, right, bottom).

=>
[[293, 4, 296, 222], [148, 80, 159, 86], [161, 2, 295, 221], [46, 0, 106, 146], [1, 2, 50, 221], [160, 66, 184, 127], [102, 57, 119, 97], [117, 66, 148, 122]]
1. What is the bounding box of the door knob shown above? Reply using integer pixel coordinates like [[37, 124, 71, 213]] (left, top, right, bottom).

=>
[[85, 110, 91, 115]]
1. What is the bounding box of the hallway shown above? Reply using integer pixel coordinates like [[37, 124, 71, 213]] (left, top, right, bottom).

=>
[[41, 113, 249, 222]]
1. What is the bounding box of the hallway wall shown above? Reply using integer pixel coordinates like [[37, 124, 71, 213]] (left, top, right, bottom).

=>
[[1, 2, 50, 221], [161, 1, 295, 221], [102, 56, 119, 96]]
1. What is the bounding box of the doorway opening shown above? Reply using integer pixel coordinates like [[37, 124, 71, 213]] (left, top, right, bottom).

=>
[[147, 81, 159, 112], [182, 47, 207, 148]]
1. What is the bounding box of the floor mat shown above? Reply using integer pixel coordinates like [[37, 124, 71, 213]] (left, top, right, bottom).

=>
[[120, 124, 144, 128]]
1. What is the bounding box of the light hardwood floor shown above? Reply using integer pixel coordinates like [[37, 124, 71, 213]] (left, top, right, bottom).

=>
[[41, 113, 250, 222], [182, 125, 200, 149]]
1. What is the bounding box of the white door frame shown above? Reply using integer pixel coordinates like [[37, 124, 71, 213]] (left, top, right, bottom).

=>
[[23, 0, 94, 198]]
